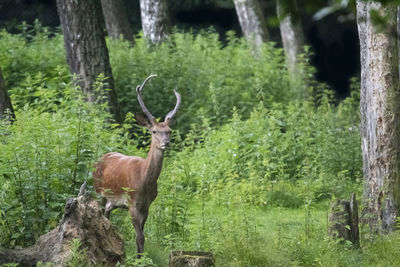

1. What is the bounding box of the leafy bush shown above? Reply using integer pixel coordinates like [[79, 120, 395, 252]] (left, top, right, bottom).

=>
[[0, 78, 143, 248], [0, 22, 68, 94], [157, 91, 361, 206], [0, 25, 298, 132], [109, 30, 293, 131]]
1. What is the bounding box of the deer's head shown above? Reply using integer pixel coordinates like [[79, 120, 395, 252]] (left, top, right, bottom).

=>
[[136, 74, 181, 150]]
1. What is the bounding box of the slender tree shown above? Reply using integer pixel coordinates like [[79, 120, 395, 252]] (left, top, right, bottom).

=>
[[101, 0, 135, 43], [356, 0, 400, 233], [276, 0, 305, 77], [398, 6, 400, 76], [56, 0, 122, 123], [0, 68, 15, 122], [139, 0, 171, 44], [233, 0, 270, 51]]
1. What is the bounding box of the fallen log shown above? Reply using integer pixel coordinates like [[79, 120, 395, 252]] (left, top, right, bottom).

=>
[[0, 183, 124, 266]]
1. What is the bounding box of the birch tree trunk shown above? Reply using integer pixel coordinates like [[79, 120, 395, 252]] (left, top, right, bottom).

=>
[[139, 0, 171, 44], [276, 0, 305, 77], [56, 0, 122, 124], [101, 0, 134, 43], [233, 0, 270, 51], [398, 6, 400, 77], [356, 0, 400, 233], [0, 68, 15, 122]]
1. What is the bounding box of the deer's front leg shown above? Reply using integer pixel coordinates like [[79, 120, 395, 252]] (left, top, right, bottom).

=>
[[130, 206, 149, 258]]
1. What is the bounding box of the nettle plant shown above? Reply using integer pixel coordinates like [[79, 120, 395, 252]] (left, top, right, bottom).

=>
[[0, 78, 141, 248], [1, 24, 298, 133]]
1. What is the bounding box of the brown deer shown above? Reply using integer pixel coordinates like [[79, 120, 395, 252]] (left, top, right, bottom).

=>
[[93, 74, 181, 257]]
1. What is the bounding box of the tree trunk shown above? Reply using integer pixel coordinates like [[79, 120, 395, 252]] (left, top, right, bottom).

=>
[[0, 184, 124, 266], [169, 251, 215, 267], [56, 0, 122, 124], [398, 6, 400, 77], [100, 0, 135, 43], [139, 0, 171, 44], [356, 0, 400, 233], [233, 0, 270, 51], [0, 68, 15, 122], [328, 193, 360, 247], [276, 0, 305, 77]]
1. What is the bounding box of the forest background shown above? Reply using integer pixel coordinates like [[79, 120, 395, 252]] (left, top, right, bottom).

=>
[[0, 0, 399, 266]]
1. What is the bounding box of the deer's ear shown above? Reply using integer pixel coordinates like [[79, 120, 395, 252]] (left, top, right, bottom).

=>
[[136, 113, 152, 129]]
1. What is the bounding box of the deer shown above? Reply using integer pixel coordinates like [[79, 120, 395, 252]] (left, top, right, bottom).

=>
[[93, 74, 181, 257]]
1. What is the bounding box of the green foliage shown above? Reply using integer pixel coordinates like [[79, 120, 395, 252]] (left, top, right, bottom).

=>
[[0, 25, 295, 132], [0, 77, 141, 248], [124, 253, 156, 267], [65, 239, 90, 267], [159, 93, 361, 206], [0, 263, 18, 267], [0, 21, 68, 93], [126, 89, 362, 265], [1, 24, 399, 267], [108, 29, 293, 132]]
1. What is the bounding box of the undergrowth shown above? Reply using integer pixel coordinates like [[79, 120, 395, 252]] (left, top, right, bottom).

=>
[[0, 23, 310, 132], [0, 24, 399, 266]]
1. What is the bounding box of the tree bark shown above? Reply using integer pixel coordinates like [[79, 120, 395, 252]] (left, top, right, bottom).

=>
[[276, 0, 305, 77], [328, 193, 360, 247], [169, 251, 215, 267], [100, 0, 135, 44], [356, 0, 400, 233], [56, 0, 122, 124], [139, 0, 171, 44], [233, 0, 270, 51], [0, 68, 15, 122], [398, 6, 400, 78], [0, 185, 124, 266]]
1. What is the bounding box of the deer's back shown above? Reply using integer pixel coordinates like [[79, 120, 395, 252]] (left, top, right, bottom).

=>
[[93, 152, 144, 196]]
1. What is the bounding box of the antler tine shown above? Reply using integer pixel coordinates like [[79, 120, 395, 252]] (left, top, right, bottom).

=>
[[136, 74, 157, 125], [165, 89, 181, 123]]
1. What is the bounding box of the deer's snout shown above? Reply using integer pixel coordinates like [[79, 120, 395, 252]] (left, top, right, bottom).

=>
[[161, 140, 170, 148], [158, 139, 170, 150]]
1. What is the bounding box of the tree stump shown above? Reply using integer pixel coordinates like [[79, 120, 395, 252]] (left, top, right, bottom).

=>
[[0, 183, 124, 266], [0, 68, 15, 122], [169, 251, 215, 267], [328, 193, 360, 247]]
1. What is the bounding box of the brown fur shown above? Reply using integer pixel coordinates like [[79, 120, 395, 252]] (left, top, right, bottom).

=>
[[93, 74, 181, 258], [92, 124, 172, 258], [94, 152, 144, 196]]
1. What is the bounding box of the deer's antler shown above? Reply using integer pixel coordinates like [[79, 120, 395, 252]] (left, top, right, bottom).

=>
[[165, 89, 181, 124], [136, 74, 157, 125]]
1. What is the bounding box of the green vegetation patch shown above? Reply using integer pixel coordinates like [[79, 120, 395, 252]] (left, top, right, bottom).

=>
[[1, 25, 398, 267]]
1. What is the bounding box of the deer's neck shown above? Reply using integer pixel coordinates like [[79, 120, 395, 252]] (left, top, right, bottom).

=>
[[143, 140, 165, 183]]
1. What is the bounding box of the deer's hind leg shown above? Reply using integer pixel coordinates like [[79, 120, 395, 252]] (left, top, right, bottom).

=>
[[101, 195, 129, 218], [104, 200, 117, 218]]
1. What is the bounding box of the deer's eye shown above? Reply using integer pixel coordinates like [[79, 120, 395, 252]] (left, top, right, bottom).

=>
[[152, 130, 156, 134]]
